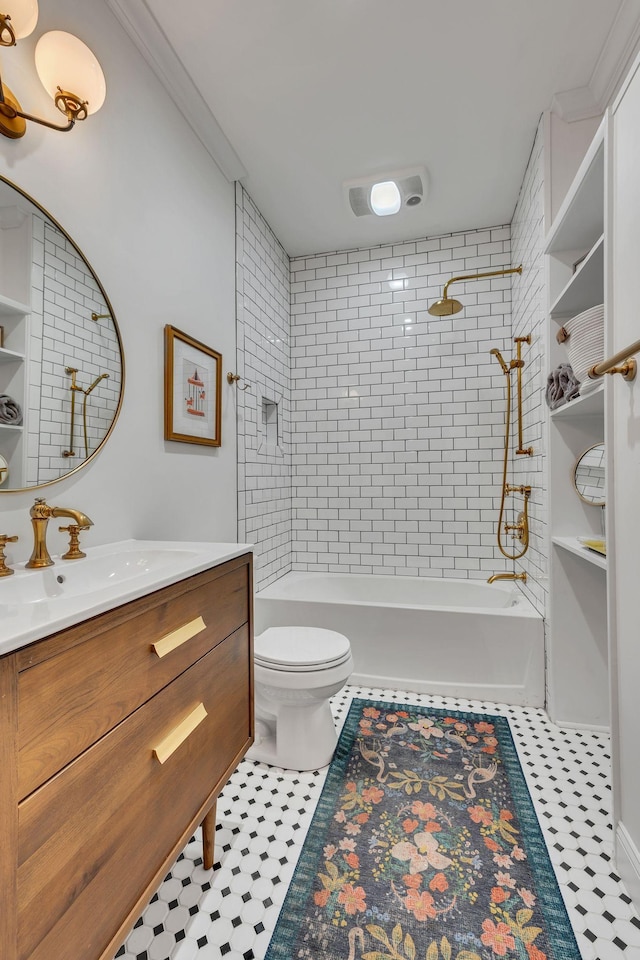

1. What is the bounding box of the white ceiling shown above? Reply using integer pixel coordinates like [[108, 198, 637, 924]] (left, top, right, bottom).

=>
[[125, 0, 635, 256]]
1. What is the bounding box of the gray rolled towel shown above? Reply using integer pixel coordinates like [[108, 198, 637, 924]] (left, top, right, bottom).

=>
[[558, 363, 580, 402], [545, 363, 579, 410], [545, 367, 563, 408], [0, 394, 23, 425]]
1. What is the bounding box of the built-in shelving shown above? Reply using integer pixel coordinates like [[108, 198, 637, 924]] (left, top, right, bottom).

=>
[[0, 200, 32, 489], [549, 234, 604, 319], [545, 115, 609, 730], [0, 347, 25, 364], [545, 121, 605, 257], [0, 293, 30, 318], [549, 383, 604, 419], [552, 535, 607, 570]]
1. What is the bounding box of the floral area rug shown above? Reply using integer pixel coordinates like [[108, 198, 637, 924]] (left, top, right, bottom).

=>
[[265, 699, 581, 960]]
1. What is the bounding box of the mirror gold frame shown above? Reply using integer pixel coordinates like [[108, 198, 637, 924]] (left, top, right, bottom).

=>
[[0, 174, 125, 493], [573, 441, 605, 507]]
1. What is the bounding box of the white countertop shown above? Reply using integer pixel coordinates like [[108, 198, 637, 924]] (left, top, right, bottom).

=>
[[0, 539, 252, 656]]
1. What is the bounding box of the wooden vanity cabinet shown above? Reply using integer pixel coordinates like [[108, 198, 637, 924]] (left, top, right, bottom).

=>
[[0, 552, 254, 960]]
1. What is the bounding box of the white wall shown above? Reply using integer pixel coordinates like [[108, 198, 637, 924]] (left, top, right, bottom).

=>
[[289, 229, 514, 578], [0, 0, 238, 562]]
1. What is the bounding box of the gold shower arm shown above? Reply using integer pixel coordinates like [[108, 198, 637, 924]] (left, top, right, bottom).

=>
[[588, 337, 640, 381], [442, 265, 522, 300]]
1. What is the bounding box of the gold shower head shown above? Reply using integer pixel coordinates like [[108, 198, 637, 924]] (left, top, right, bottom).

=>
[[427, 296, 464, 317], [428, 265, 523, 319]]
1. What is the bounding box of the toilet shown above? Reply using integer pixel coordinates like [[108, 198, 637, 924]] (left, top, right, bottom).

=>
[[246, 626, 353, 771]]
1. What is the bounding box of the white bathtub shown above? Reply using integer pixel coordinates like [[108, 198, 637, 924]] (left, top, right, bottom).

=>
[[255, 572, 544, 706]]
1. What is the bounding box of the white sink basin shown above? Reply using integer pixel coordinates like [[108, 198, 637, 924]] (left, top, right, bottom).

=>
[[2, 548, 199, 605], [0, 539, 252, 655]]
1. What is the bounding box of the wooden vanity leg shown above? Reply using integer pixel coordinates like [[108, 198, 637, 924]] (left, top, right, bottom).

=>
[[202, 802, 216, 870]]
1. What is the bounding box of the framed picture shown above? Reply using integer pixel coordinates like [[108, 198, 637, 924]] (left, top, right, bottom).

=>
[[164, 325, 222, 446]]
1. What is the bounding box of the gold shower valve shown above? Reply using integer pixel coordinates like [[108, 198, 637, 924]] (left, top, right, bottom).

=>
[[504, 513, 527, 542]]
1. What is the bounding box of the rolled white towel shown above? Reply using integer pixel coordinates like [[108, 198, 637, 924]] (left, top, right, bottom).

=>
[[0, 394, 23, 425]]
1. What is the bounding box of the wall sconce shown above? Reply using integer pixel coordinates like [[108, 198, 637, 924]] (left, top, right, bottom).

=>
[[0, 1, 106, 139]]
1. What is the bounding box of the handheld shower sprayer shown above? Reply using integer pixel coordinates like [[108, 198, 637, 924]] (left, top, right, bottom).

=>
[[489, 348, 509, 375], [84, 372, 110, 396]]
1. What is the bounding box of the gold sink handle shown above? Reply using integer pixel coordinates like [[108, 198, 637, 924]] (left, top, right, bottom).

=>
[[59, 524, 91, 560], [0, 533, 18, 577]]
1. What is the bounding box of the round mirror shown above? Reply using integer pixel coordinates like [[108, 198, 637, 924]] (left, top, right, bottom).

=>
[[573, 442, 605, 506], [0, 175, 123, 492]]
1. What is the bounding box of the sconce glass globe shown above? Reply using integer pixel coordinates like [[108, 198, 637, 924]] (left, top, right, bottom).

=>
[[35, 31, 106, 115], [6, 0, 38, 39]]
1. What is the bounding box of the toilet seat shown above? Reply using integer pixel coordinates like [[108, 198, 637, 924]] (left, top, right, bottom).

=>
[[254, 626, 351, 673]]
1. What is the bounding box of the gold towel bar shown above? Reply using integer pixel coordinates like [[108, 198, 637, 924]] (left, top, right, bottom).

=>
[[589, 337, 640, 381], [152, 617, 206, 658], [153, 703, 208, 764]]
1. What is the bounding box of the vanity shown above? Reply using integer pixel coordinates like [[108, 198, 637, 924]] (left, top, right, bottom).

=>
[[0, 541, 254, 960]]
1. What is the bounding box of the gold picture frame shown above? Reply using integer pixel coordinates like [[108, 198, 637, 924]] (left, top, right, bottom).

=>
[[164, 325, 222, 446]]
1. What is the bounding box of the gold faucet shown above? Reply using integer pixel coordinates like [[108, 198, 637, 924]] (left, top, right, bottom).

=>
[[487, 572, 527, 584], [26, 497, 93, 569]]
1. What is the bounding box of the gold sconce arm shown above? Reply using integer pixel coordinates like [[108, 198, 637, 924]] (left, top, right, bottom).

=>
[[0, 13, 17, 46], [0, 82, 87, 134], [588, 337, 640, 382]]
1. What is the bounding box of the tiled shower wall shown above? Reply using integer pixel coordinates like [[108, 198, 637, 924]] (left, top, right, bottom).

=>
[[289, 228, 515, 578], [510, 119, 547, 615], [236, 138, 551, 589], [235, 185, 292, 589]]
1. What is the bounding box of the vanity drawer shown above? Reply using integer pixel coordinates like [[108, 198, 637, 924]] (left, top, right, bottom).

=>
[[17, 556, 250, 800], [17, 624, 251, 960]]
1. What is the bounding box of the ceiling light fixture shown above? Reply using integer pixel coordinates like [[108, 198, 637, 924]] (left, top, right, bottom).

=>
[[344, 166, 428, 219], [370, 180, 401, 217], [0, 3, 106, 139]]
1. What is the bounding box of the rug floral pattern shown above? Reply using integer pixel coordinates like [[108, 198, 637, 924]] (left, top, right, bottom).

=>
[[265, 701, 580, 960]]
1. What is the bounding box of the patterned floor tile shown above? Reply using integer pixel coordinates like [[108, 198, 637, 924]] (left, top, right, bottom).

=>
[[113, 685, 640, 960]]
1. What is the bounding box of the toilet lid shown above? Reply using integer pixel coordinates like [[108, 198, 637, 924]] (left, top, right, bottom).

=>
[[254, 626, 351, 669]]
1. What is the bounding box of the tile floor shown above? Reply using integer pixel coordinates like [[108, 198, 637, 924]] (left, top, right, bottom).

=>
[[113, 685, 640, 960]]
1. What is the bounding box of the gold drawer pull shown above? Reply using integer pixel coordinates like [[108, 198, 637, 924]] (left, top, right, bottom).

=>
[[152, 616, 206, 658], [153, 703, 208, 764]]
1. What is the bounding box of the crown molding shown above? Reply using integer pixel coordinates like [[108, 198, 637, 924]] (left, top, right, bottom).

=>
[[552, 0, 640, 122], [105, 0, 247, 182], [551, 86, 601, 123]]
